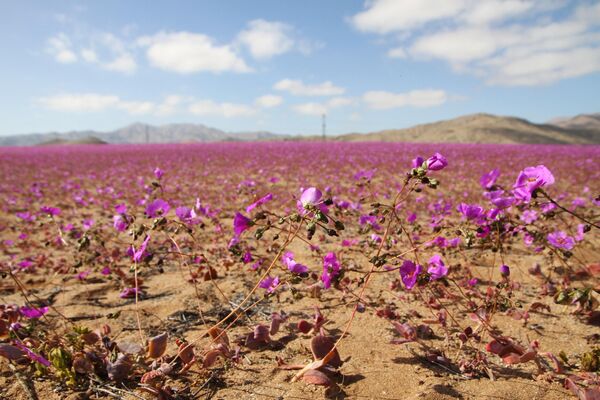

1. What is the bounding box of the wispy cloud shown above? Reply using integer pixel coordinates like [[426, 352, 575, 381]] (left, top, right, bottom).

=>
[[274, 79, 345, 96], [351, 0, 600, 86]]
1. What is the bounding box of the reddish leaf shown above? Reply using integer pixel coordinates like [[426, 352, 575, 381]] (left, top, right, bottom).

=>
[[148, 332, 168, 359], [310, 335, 342, 368], [301, 369, 332, 386]]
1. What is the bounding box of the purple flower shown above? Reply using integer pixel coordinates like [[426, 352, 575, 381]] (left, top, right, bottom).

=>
[[321, 252, 341, 289], [520, 210, 538, 224], [547, 230, 575, 250], [113, 215, 128, 232], [427, 254, 448, 280], [246, 193, 273, 213], [233, 212, 253, 236], [154, 167, 164, 179], [40, 206, 61, 216], [480, 168, 500, 189], [513, 165, 555, 203], [259, 276, 280, 293], [399, 260, 422, 290], [457, 203, 485, 220], [101, 266, 112, 275], [426, 153, 448, 171], [14, 340, 50, 367], [20, 306, 49, 319], [300, 187, 322, 207], [282, 251, 309, 275], [82, 219, 94, 230], [499, 264, 510, 277], [132, 235, 150, 263], [115, 203, 127, 214], [411, 156, 424, 169], [145, 198, 170, 218], [16, 212, 35, 222], [242, 251, 253, 263], [120, 287, 142, 299], [176, 206, 201, 225], [575, 224, 586, 242]]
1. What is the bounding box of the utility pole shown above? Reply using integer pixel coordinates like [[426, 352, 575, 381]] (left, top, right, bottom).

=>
[[322, 113, 326, 140]]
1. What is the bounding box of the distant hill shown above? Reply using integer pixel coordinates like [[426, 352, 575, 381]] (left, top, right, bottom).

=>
[[336, 113, 600, 144], [2, 113, 600, 146], [0, 123, 287, 146], [548, 113, 600, 132]]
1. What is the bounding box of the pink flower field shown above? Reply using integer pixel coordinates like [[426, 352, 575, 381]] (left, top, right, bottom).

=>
[[1, 142, 599, 399]]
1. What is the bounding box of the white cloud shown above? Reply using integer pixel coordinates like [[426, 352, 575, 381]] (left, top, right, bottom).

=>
[[103, 53, 137, 73], [362, 90, 447, 109], [292, 96, 354, 116], [274, 79, 345, 96], [80, 48, 98, 63], [292, 102, 327, 116], [255, 94, 283, 108], [156, 95, 184, 116], [387, 47, 407, 59], [117, 101, 155, 115], [351, 0, 467, 34], [139, 32, 251, 74], [237, 20, 294, 59], [46, 33, 78, 63], [38, 93, 120, 112], [47, 32, 137, 73], [351, 0, 600, 86], [188, 100, 256, 117]]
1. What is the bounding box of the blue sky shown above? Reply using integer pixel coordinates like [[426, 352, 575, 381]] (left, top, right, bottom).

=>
[[1, 0, 599, 136]]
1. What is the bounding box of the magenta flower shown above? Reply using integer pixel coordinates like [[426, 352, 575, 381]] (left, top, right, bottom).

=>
[[233, 212, 253, 236], [113, 215, 128, 232], [132, 235, 150, 263], [20, 306, 49, 319], [282, 251, 309, 275], [426, 153, 448, 171], [153, 167, 164, 179], [14, 340, 50, 367], [242, 251, 253, 263], [82, 219, 94, 230], [16, 212, 35, 222], [547, 230, 575, 250], [115, 203, 127, 214], [399, 260, 422, 290], [40, 206, 61, 216], [427, 254, 448, 280], [321, 252, 341, 289], [176, 206, 201, 225], [76, 270, 90, 280], [480, 168, 500, 189], [520, 210, 538, 224], [145, 198, 170, 218], [246, 193, 273, 213], [411, 156, 424, 169], [101, 266, 112, 275], [457, 203, 485, 220], [499, 264, 510, 277], [513, 165, 555, 202], [259, 276, 280, 293], [300, 187, 322, 207], [119, 287, 142, 299]]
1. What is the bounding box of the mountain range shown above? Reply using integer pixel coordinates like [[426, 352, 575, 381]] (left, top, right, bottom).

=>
[[1, 112, 599, 146]]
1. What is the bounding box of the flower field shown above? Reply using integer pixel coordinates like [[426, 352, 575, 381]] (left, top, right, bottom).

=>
[[1, 142, 599, 399]]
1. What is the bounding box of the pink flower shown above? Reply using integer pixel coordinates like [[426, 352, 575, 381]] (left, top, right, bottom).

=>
[[153, 167, 164, 179], [513, 165, 555, 203], [427, 254, 448, 280], [145, 198, 170, 217], [520, 210, 538, 224], [20, 306, 49, 319], [426, 153, 448, 171], [120, 287, 142, 299], [480, 168, 500, 189], [457, 203, 485, 220], [547, 230, 575, 250], [399, 260, 421, 290], [259, 276, 280, 293], [233, 212, 253, 236], [281, 252, 309, 275], [132, 235, 151, 263], [321, 252, 341, 289], [246, 193, 273, 213]]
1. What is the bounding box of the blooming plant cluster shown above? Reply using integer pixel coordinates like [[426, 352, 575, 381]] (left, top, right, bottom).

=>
[[0, 142, 599, 399]]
